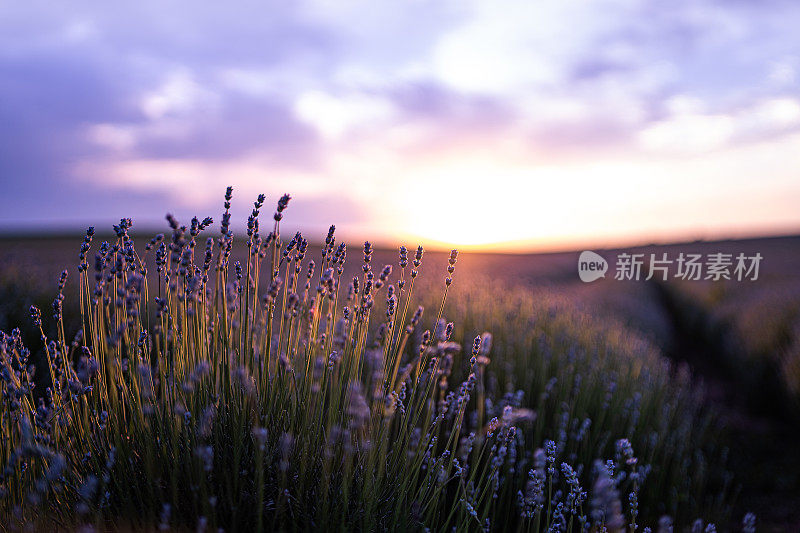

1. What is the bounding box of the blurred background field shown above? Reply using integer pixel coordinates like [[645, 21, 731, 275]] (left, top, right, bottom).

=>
[[6, 233, 800, 411]]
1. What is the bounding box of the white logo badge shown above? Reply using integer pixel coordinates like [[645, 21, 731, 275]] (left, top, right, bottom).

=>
[[578, 251, 608, 283]]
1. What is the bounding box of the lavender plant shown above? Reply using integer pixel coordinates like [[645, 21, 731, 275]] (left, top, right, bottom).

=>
[[0, 188, 740, 531]]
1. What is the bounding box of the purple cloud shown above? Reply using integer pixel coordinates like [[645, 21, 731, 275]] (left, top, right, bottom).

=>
[[1, 0, 799, 244]]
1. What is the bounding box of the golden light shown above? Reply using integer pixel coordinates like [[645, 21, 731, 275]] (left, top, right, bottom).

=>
[[395, 157, 567, 249]]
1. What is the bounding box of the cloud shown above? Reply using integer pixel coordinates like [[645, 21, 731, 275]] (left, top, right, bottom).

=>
[[140, 70, 218, 120], [639, 113, 736, 153], [294, 90, 396, 140], [429, 0, 643, 95], [1, 0, 800, 243], [638, 97, 800, 154]]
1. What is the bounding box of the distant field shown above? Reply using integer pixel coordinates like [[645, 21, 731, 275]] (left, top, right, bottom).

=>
[[5, 234, 798, 387]]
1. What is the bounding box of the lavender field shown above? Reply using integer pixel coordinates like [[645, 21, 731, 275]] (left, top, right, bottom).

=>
[[5, 0, 800, 530], [2, 190, 798, 531]]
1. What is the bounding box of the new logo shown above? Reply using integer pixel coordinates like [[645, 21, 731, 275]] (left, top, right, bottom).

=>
[[578, 251, 608, 282]]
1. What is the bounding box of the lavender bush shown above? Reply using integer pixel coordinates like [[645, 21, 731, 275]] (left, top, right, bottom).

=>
[[1, 188, 741, 531]]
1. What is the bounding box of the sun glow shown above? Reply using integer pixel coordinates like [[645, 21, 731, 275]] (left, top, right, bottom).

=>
[[391, 136, 800, 251], [396, 158, 564, 248]]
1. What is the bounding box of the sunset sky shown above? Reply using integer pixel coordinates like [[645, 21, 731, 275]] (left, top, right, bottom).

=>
[[2, 0, 800, 250]]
